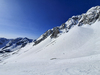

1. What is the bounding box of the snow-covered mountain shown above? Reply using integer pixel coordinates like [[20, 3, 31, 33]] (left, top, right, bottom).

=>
[[0, 37, 32, 53], [34, 6, 100, 46], [0, 38, 9, 49], [0, 6, 100, 75]]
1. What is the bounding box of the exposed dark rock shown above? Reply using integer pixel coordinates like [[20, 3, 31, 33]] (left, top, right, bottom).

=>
[[50, 58, 57, 60], [50, 27, 60, 38], [59, 23, 66, 29], [21, 43, 27, 47], [4, 49, 12, 52], [78, 6, 100, 26], [0, 51, 4, 53], [34, 39, 43, 45], [34, 27, 60, 46], [34, 30, 53, 45]]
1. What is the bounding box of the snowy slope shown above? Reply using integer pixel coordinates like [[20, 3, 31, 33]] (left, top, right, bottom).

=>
[[0, 6, 100, 75]]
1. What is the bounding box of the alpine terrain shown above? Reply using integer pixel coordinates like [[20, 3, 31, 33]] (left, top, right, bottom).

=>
[[0, 6, 100, 75]]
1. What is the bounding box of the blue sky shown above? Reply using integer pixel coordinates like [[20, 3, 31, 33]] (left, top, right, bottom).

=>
[[0, 0, 100, 39]]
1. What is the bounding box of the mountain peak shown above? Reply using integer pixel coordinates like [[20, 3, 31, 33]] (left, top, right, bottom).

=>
[[87, 6, 100, 13]]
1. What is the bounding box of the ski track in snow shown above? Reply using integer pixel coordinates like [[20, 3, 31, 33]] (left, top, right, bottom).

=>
[[0, 54, 100, 75]]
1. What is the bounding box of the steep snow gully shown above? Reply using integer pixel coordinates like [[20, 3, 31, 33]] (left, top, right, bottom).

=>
[[0, 6, 100, 75]]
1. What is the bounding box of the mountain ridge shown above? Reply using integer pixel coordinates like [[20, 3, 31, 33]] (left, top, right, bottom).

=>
[[34, 6, 100, 46], [0, 37, 33, 53]]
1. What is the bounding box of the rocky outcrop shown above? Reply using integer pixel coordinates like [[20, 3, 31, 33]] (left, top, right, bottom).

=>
[[34, 27, 61, 45], [34, 30, 53, 45], [59, 23, 66, 29], [78, 6, 100, 26], [66, 15, 82, 29], [50, 27, 60, 38]]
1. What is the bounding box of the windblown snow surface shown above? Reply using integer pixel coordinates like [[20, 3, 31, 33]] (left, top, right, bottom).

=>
[[0, 21, 100, 75]]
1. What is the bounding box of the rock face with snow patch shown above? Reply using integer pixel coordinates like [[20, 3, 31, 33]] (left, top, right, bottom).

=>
[[78, 6, 100, 26], [50, 27, 60, 38]]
